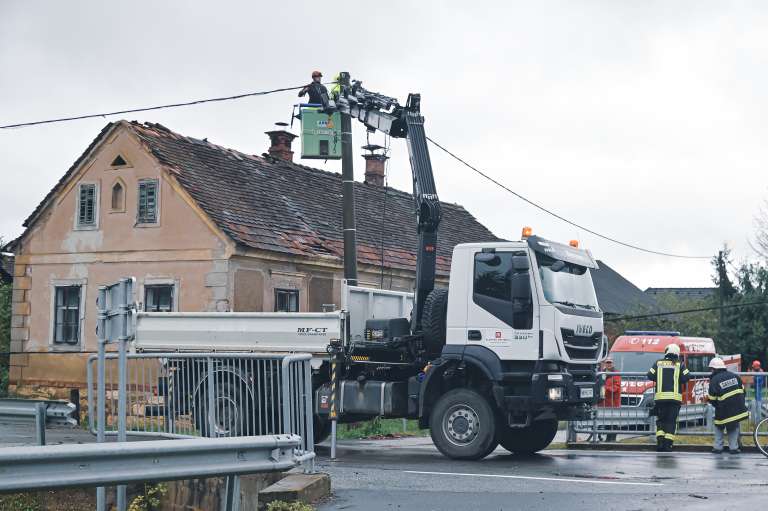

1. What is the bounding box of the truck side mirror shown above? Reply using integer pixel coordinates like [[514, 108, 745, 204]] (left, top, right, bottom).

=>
[[510, 272, 532, 305], [512, 255, 530, 271]]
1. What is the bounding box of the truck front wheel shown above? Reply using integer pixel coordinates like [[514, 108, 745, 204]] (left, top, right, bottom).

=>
[[429, 388, 498, 460], [498, 419, 558, 455]]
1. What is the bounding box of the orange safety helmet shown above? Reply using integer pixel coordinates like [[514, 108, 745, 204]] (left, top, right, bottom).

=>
[[752, 360, 762, 370], [312, 70, 323, 78]]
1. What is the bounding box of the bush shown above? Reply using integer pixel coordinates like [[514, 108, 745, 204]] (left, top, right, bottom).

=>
[[0, 282, 11, 397]]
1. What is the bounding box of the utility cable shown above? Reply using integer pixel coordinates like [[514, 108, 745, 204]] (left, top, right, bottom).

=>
[[426, 136, 712, 260], [0, 84, 309, 129], [604, 299, 768, 322]]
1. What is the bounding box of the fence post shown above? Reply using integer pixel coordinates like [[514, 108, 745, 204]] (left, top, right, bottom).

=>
[[223, 475, 241, 511], [206, 357, 216, 437], [96, 286, 107, 511], [34, 402, 46, 446], [116, 279, 131, 511], [302, 359, 316, 473]]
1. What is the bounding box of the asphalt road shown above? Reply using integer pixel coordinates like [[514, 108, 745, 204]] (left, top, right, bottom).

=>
[[315, 437, 768, 511]]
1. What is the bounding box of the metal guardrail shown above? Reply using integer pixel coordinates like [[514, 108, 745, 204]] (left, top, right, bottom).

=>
[[0, 398, 77, 445], [569, 370, 768, 443], [0, 435, 300, 511]]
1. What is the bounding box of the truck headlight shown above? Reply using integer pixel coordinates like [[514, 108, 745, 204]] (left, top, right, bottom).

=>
[[548, 387, 564, 401]]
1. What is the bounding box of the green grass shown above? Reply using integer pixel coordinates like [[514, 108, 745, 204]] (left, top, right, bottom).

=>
[[335, 418, 429, 440]]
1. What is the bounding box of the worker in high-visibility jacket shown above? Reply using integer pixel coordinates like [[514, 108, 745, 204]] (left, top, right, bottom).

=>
[[646, 344, 691, 452], [707, 357, 749, 454]]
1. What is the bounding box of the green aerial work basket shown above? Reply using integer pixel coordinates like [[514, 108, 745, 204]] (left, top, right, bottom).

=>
[[300, 107, 342, 160]]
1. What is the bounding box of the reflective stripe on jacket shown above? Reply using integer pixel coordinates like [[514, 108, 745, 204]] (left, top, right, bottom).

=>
[[708, 369, 749, 425], [647, 357, 690, 402]]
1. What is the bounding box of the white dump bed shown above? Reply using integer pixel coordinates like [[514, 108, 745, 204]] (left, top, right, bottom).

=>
[[134, 311, 344, 354], [342, 284, 414, 341], [133, 283, 414, 354]]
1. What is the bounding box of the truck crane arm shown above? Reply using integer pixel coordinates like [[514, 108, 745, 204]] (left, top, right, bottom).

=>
[[335, 75, 442, 333]]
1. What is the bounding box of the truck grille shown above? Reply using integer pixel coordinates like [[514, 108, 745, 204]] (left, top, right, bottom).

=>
[[621, 395, 642, 407], [560, 328, 602, 360]]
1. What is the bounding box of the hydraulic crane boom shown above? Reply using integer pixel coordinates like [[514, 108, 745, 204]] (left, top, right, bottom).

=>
[[335, 75, 442, 332]]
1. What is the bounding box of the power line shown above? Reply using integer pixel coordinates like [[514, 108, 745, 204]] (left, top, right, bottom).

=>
[[426, 136, 712, 260], [605, 299, 768, 322], [0, 84, 308, 129]]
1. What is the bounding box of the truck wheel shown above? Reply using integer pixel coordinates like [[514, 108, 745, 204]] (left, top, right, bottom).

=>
[[498, 419, 558, 455], [194, 382, 246, 437], [422, 288, 448, 355], [429, 388, 498, 460]]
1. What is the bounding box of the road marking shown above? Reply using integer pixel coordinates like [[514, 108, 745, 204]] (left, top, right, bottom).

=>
[[404, 470, 663, 486]]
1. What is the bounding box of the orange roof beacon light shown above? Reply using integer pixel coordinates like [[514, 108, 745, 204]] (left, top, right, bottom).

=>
[[569, 240, 579, 248], [521, 226, 533, 239]]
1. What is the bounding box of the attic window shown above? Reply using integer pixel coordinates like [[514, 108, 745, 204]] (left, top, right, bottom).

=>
[[111, 155, 128, 167]]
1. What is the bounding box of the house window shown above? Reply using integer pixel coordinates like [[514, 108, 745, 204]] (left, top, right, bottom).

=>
[[77, 183, 97, 227], [274, 289, 299, 312], [137, 179, 159, 224], [54, 286, 81, 345], [111, 181, 124, 211], [145, 284, 174, 312]]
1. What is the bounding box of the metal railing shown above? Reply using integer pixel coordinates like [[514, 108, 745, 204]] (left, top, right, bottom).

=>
[[0, 398, 77, 445], [86, 352, 315, 462], [0, 435, 301, 511], [568, 370, 768, 443], [89, 278, 315, 511]]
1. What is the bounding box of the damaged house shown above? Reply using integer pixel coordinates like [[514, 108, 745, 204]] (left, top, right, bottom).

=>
[[7, 120, 497, 393]]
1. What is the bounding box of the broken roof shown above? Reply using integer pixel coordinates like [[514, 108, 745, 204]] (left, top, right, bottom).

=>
[[23, 121, 498, 275]]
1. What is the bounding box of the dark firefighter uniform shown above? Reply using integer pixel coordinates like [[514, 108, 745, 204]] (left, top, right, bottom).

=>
[[647, 355, 690, 451], [708, 368, 748, 452]]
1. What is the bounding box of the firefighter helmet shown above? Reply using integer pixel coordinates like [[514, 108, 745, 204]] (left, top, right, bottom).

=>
[[709, 357, 726, 370], [664, 344, 681, 356]]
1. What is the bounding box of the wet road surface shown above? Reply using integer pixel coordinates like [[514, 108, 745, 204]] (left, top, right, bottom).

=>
[[316, 437, 768, 511]]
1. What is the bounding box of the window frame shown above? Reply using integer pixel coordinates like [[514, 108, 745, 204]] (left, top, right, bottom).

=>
[[110, 178, 126, 213], [136, 178, 160, 226], [141, 278, 179, 312], [472, 250, 533, 330], [74, 182, 99, 230], [274, 288, 300, 312], [49, 279, 87, 351], [144, 284, 175, 312]]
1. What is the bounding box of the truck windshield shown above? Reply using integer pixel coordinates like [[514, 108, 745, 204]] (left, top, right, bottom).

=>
[[536, 253, 600, 311], [610, 352, 660, 372]]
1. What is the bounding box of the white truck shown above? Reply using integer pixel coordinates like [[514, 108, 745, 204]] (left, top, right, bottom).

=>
[[136, 77, 606, 459], [136, 233, 606, 460]]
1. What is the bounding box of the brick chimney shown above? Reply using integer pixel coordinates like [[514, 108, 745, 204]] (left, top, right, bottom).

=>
[[265, 129, 298, 162], [362, 144, 387, 186]]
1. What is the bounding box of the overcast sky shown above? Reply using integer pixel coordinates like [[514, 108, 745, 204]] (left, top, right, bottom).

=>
[[2, 1, 767, 289]]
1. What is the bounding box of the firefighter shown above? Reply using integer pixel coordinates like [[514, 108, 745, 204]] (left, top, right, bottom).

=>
[[647, 344, 691, 452], [600, 357, 622, 408], [599, 357, 621, 442], [708, 357, 749, 454], [298, 71, 331, 110], [752, 360, 764, 409]]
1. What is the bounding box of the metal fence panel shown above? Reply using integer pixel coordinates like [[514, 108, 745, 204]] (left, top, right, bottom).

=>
[[87, 352, 315, 468], [570, 370, 768, 442]]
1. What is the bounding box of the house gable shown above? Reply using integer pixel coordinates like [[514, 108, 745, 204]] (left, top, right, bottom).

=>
[[18, 122, 232, 257]]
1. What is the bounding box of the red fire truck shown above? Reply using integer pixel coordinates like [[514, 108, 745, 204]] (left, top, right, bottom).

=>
[[609, 331, 716, 407]]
